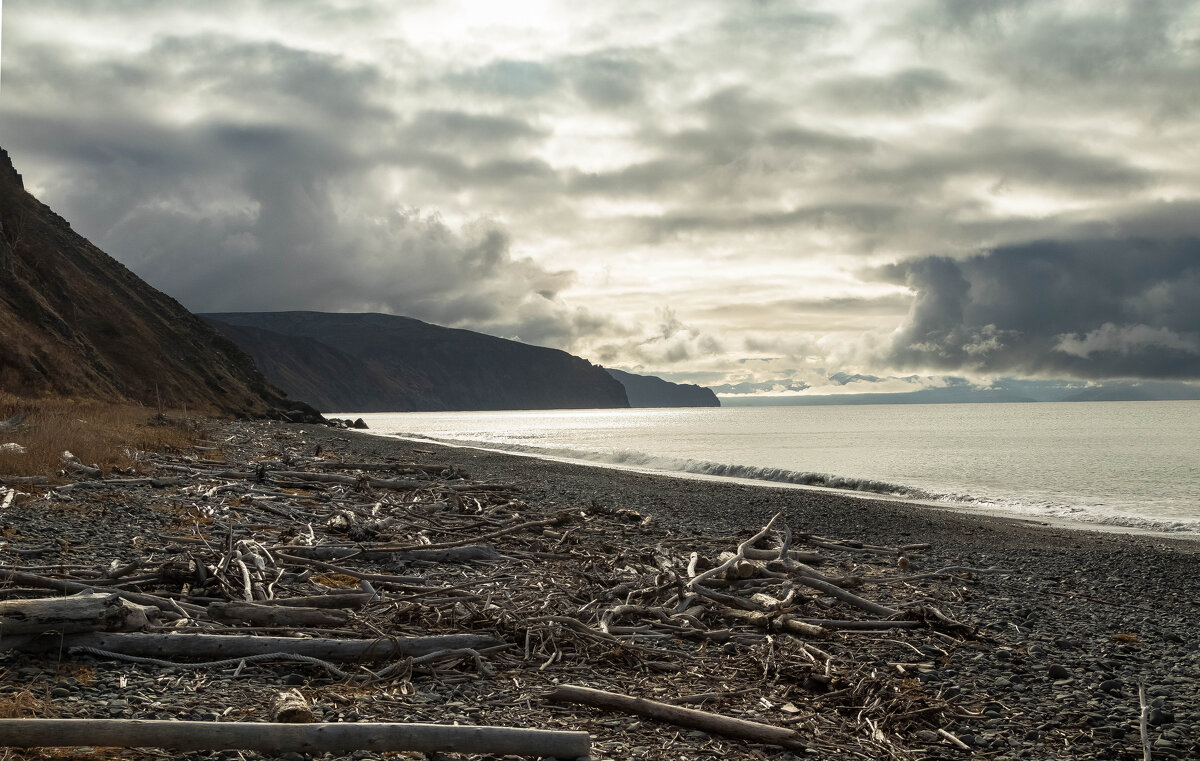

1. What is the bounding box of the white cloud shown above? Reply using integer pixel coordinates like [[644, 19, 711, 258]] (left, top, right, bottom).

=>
[[1055, 323, 1199, 358]]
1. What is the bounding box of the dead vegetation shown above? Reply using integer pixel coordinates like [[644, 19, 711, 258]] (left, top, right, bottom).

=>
[[0, 395, 213, 478]]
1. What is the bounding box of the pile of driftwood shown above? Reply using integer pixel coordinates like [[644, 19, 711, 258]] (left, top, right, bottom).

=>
[[0, 425, 999, 759]]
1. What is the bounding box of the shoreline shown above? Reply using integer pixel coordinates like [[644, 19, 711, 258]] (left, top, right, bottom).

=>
[[367, 430, 1200, 547]]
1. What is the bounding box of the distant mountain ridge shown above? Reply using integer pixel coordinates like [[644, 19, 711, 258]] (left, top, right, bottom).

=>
[[203, 311, 631, 412], [0, 147, 289, 415], [605, 368, 720, 407]]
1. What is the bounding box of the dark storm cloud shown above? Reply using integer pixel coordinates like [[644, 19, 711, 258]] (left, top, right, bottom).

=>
[[0, 26, 599, 348], [858, 127, 1152, 199], [880, 240, 1200, 379]]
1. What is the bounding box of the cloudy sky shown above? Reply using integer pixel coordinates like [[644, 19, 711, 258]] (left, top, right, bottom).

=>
[[2, 0, 1199, 394]]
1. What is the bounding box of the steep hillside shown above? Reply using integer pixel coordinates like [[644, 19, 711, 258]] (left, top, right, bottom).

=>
[[0, 148, 289, 415], [606, 368, 720, 407], [203, 311, 630, 412]]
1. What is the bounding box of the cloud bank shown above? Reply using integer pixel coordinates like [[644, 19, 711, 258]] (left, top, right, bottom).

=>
[[2, 0, 1199, 388]]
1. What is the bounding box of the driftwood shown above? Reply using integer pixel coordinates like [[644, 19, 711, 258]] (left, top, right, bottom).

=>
[[208, 601, 350, 628], [283, 544, 506, 563], [0, 592, 155, 635], [60, 451, 102, 479], [546, 684, 805, 751], [0, 568, 203, 617], [718, 607, 826, 638], [3, 631, 500, 660], [0, 719, 591, 758], [270, 690, 316, 723], [250, 592, 375, 609]]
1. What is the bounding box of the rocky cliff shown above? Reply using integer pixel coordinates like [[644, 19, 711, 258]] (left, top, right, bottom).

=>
[[203, 311, 631, 412], [605, 368, 721, 407], [0, 147, 290, 415]]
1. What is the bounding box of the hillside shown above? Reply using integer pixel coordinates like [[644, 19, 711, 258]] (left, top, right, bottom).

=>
[[0, 147, 290, 415], [605, 368, 720, 407], [203, 311, 630, 412]]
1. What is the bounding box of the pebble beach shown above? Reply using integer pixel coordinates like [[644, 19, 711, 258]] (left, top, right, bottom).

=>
[[1, 420, 1197, 760]]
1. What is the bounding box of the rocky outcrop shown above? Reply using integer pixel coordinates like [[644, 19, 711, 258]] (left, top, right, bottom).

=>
[[203, 311, 631, 412], [0, 147, 291, 415], [605, 368, 721, 407]]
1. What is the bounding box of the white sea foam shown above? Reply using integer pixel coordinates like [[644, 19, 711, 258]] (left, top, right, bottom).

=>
[[388, 431, 1200, 537], [345, 402, 1200, 539]]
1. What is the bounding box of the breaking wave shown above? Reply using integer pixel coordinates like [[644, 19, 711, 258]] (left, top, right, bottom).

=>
[[393, 433, 941, 499], [389, 431, 1200, 536]]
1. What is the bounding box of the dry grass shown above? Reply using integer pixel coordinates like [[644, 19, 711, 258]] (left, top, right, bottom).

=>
[[312, 573, 362, 588], [0, 683, 53, 720], [0, 394, 214, 479]]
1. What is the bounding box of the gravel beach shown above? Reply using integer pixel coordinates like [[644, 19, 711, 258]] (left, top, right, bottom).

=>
[[1, 420, 1197, 761]]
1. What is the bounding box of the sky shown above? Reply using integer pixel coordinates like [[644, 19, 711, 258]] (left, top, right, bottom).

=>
[[2, 0, 1199, 396]]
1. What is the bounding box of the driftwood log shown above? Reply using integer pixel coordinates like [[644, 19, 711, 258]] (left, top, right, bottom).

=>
[[0, 719, 591, 758], [270, 690, 316, 723], [3, 631, 499, 660], [546, 684, 806, 751], [0, 593, 155, 635], [208, 601, 350, 628], [0, 568, 204, 616]]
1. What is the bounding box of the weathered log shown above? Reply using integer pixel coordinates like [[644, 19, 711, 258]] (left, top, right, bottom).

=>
[[270, 690, 315, 723], [215, 469, 428, 491], [0, 719, 590, 758], [364, 510, 579, 553], [255, 593, 375, 609], [545, 684, 805, 751], [718, 607, 826, 638], [794, 576, 898, 618], [281, 544, 506, 563], [741, 546, 826, 564], [0, 593, 154, 635], [61, 451, 102, 479], [2, 631, 500, 661], [0, 568, 202, 617], [208, 602, 350, 628]]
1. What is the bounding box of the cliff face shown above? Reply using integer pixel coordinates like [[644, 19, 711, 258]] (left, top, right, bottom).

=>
[[203, 311, 631, 412], [0, 147, 288, 414], [606, 368, 721, 407]]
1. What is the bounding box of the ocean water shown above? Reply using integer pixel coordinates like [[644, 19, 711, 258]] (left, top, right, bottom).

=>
[[343, 402, 1200, 537]]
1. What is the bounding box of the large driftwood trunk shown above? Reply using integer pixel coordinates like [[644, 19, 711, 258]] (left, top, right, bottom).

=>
[[0, 593, 154, 635], [0, 719, 591, 758], [546, 684, 806, 750], [2, 631, 499, 660], [207, 602, 350, 628]]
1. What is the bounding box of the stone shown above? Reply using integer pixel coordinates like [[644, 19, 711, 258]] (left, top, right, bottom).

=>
[[1048, 664, 1070, 679]]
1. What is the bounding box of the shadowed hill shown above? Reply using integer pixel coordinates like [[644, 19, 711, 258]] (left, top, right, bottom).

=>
[[0, 147, 289, 415], [605, 368, 720, 407], [203, 311, 631, 412]]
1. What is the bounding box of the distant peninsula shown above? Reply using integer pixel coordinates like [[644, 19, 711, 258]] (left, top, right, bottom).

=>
[[204, 311, 717, 412]]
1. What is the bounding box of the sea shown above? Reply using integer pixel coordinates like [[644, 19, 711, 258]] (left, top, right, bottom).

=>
[[340, 401, 1200, 537]]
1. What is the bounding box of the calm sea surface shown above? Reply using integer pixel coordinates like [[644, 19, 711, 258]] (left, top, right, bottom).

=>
[[344, 402, 1200, 536]]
